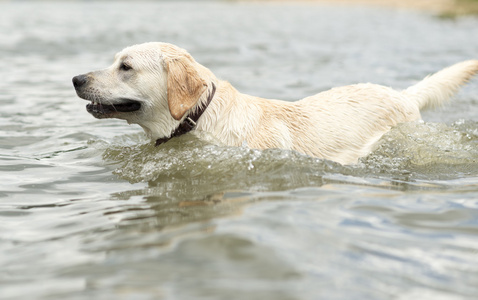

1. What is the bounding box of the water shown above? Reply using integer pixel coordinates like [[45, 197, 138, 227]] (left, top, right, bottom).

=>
[[1, 1, 478, 299]]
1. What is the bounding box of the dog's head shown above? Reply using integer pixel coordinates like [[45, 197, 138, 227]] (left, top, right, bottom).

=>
[[72, 42, 212, 139]]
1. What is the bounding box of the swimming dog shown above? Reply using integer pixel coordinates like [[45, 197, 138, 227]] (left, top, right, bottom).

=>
[[73, 42, 478, 164]]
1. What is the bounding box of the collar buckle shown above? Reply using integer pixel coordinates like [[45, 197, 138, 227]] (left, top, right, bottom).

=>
[[185, 117, 197, 128]]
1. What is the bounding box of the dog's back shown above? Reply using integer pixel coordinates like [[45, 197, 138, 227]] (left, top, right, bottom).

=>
[[289, 60, 478, 164]]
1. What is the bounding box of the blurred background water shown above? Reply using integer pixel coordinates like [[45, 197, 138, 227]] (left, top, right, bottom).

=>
[[1, 1, 478, 299]]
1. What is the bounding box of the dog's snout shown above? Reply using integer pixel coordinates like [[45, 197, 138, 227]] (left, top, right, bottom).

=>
[[72, 74, 88, 89]]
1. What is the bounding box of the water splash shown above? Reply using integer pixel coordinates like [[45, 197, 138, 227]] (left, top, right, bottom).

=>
[[361, 120, 478, 179], [102, 121, 478, 189]]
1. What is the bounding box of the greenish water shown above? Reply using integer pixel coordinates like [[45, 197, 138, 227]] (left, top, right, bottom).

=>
[[1, 2, 478, 299]]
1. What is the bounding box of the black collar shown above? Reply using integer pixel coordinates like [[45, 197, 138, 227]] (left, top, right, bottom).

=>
[[155, 82, 216, 146]]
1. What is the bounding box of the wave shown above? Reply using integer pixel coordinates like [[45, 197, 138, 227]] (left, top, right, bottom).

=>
[[101, 120, 478, 190]]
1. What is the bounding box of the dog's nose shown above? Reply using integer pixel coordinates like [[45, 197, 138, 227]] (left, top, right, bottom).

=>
[[72, 74, 88, 89]]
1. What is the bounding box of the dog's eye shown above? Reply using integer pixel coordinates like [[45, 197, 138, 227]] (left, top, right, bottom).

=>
[[120, 62, 132, 71]]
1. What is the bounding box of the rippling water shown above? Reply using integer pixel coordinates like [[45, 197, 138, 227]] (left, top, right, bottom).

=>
[[1, 1, 478, 299]]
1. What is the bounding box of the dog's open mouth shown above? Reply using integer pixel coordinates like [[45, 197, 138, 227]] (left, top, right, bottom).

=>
[[86, 99, 141, 118]]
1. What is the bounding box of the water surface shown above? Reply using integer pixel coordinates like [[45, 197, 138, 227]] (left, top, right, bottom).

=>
[[1, 1, 478, 299]]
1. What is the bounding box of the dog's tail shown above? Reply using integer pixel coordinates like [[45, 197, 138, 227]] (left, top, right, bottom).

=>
[[403, 60, 478, 111]]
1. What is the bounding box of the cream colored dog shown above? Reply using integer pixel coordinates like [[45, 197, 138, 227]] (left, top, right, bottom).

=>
[[73, 42, 478, 164]]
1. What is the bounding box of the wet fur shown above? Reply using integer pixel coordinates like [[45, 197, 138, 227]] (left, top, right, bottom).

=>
[[73, 42, 478, 164]]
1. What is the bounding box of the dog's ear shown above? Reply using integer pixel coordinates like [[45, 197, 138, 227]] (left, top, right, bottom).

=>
[[165, 55, 207, 120]]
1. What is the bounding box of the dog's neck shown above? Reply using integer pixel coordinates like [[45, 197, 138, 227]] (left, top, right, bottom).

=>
[[155, 82, 216, 146]]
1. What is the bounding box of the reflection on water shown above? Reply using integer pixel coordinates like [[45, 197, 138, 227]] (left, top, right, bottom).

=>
[[1, 1, 478, 300]]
